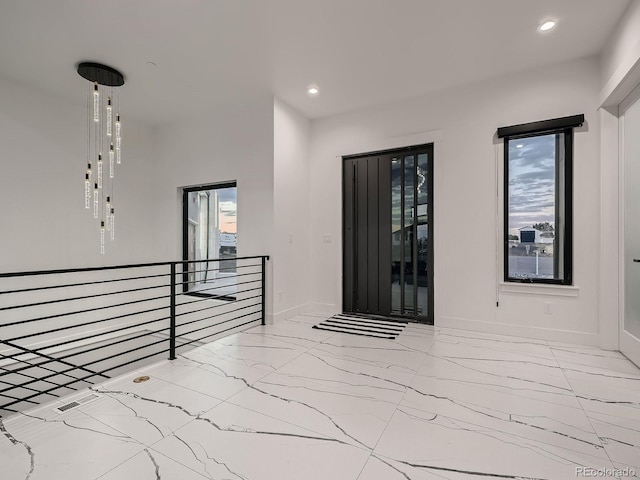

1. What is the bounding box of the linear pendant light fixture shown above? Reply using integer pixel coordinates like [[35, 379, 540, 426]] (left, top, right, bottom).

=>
[[77, 62, 125, 254]]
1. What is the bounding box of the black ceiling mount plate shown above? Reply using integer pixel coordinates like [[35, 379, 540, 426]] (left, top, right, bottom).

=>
[[77, 62, 125, 87]]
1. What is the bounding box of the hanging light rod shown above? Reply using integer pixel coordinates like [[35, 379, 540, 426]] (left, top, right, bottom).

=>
[[77, 61, 125, 254], [77, 62, 125, 87]]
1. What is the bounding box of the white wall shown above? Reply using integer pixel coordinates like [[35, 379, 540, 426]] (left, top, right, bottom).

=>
[[600, 0, 640, 106], [273, 99, 311, 321], [152, 95, 275, 313], [309, 57, 603, 345], [599, 0, 640, 351], [0, 75, 156, 272]]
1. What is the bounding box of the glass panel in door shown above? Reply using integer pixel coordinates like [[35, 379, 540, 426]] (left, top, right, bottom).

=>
[[403, 156, 415, 315], [391, 157, 402, 313], [417, 153, 429, 317], [390, 153, 430, 319]]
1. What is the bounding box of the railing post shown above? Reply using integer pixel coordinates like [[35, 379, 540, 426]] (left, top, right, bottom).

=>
[[261, 256, 266, 326], [169, 263, 176, 360]]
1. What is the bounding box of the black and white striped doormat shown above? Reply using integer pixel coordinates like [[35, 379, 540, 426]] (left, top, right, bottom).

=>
[[312, 314, 407, 339]]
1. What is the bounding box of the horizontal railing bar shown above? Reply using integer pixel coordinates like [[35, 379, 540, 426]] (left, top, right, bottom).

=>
[[1, 291, 173, 329], [0, 317, 169, 378], [0, 261, 262, 296], [54, 327, 172, 363], [22, 309, 261, 395], [0, 365, 68, 397], [5, 303, 170, 343], [175, 275, 262, 295], [0, 310, 259, 409], [176, 278, 261, 301], [176, 295, 260, 318], [0, 254, 270, 413], [56, 337, 171, 373], [0, 340, 108, 386], [4, 285, 260, 344], [181, 263, 261, 277], [176, 316, 261, 351], [0, 368, 112, 410], [176, 286, 262, 310], [0, 275, 260, 324], [0, 392, 41, 404], [175, 291, 252, 308], [0, 384, 64, 400], [0, 370, 71, 392], [0, 282, 170, 312], [1, 317, 171, 375], [0, 272, 173, 296], [175, 301, 262, 329], [0, 359, 103, 397], [180, 269, 261, 284], [0, 256, 269, 279], [4, 294, 260, 376], [177, 309, 261, 340], [95, 347, 172, 377], [0, 360, 104, 398], [175, 292, 262, 319], [0, 353, 86, 387], [12, 347, 173, 404], [0, 335, 173, 399]]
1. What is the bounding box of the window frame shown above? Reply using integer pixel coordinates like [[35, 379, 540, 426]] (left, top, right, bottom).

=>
[[182, 181, 237, 298], [499, 115, 582, 285]]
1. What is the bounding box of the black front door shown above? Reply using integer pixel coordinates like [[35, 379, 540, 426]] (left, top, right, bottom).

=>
[[343, 145, 434, 324]]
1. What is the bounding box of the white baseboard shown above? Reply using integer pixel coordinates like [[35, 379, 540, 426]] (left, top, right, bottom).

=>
[[438, 315, 601, 347], [306, 303, 340, 316], [265, 303, 338, 324], [269, 303, 316, 324]]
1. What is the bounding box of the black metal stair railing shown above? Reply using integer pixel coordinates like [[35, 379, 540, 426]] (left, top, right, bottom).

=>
[[0, 255, 269, 417]]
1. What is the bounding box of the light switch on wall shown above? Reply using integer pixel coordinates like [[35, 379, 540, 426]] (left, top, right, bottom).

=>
[[323, 234, 332, 243]]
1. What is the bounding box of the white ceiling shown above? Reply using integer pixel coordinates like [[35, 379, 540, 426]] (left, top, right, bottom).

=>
[[0, 0, 631, 125]]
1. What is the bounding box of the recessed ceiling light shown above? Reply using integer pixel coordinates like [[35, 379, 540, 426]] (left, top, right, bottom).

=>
[[307, 85, 319, 96], [538, 20, 556, 32]]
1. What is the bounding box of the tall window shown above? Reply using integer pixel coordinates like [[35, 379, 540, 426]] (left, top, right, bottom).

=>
[[499, 115, 583, 285], [182, 182, 237, 297]]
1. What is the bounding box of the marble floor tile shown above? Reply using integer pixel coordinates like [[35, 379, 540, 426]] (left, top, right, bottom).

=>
[[418, 350, 577, 412], [395, 323, 437, 353], [313, 333, 427, 377], [0, 409, 145, 480], [433, 328, 558, 363], [151, 402, 371, 480], [554, 348, 640, 475], [226, 349, 409, 450], [2, 315, 639, 480], [97, 448, 210, 480], [373, 402, 614, 480], [244, 319, 338, 349], [550, 342, 640, 376], [357, 453, 511, 479], [78, 371, 225, 446], [142, 354, 269, 401], [182, 329, 309, 373]]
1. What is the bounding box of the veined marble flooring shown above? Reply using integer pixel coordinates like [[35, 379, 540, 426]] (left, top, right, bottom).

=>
[[1, 312, 639, 480]]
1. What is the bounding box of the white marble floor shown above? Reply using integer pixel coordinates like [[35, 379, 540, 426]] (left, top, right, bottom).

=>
[[1, 312, 639, 480]]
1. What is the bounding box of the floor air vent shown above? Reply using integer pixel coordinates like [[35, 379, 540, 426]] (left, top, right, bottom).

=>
[[54, 393, 100, 414]]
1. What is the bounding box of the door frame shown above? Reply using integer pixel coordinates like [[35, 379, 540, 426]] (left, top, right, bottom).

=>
[[619, 82, 640, 367], [341, 144, 434, 324]]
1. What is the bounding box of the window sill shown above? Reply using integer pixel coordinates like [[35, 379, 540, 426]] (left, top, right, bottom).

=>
[[499, 282, 579, 297]]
